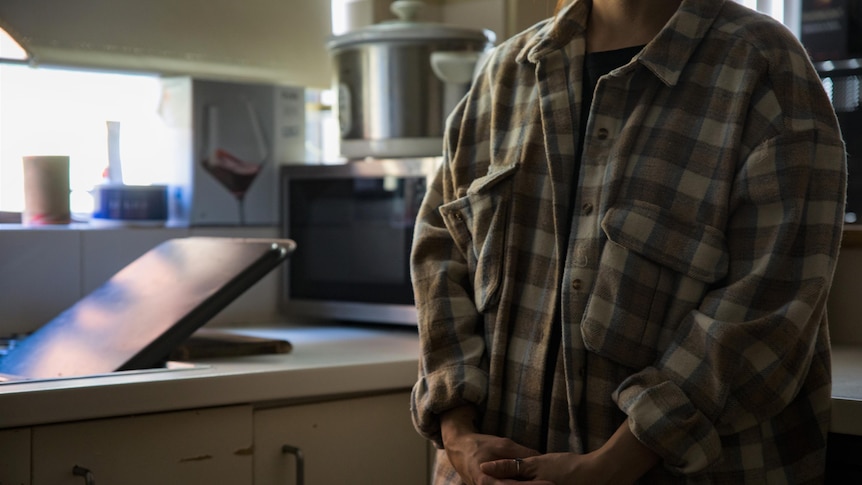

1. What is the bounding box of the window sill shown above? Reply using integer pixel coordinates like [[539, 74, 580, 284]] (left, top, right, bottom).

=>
[[0, 212, 21, 224], [0, 221, 181, 231]]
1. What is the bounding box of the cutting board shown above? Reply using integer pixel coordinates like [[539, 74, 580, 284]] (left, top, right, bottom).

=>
[[169, 328, 292, 361]]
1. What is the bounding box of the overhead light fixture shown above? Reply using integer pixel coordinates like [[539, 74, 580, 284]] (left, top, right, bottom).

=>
[[0, 24, 31, 65]]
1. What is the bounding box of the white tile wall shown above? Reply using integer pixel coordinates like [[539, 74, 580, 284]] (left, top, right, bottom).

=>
[[0, 225, 283, 337], [0, 228, 81, 336]]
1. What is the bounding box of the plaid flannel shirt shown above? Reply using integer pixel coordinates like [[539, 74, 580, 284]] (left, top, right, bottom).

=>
[[410, 0, 846, 483]]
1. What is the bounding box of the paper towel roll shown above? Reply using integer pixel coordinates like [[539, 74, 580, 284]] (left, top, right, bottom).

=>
[[22, 155, 71, 225]]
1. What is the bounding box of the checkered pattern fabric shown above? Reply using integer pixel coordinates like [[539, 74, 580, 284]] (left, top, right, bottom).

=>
[[410, 0, 846, 483]]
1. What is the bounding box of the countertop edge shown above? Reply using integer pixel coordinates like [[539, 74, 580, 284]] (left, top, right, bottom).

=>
[[2, 327, 862, 438], [0, 324, 422, 428]]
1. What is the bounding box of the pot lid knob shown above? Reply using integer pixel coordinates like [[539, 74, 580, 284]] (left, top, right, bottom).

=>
[[391, 1, 425, 22]]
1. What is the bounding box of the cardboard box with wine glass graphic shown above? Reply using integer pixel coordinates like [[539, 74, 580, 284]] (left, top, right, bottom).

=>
[[159, 78, 306, 226]]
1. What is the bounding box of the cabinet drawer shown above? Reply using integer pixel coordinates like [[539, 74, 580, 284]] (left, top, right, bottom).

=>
[[0, 427, 31, 485], [254, 392, 428, 485], [32, 405, 253, 485]]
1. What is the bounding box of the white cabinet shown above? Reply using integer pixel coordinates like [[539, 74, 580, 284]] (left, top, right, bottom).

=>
[[30, 405, 253, 485], [253, 392, 429, 485], [0, 427, 31, 485], [1, 396, 430, 485], [0, 0, 333, 88]]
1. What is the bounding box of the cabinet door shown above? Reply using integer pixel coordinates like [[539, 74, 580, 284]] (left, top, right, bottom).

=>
[[0, 427, 32, 485], [254, 392, 429, 485], [32, 405, 253, 485]]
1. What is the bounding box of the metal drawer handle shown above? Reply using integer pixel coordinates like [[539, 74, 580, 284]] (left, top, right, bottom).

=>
[[281, 444, 305, 485], [72, 465, 95, 485]]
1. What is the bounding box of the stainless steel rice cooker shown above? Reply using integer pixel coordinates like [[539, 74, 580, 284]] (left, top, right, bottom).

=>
[[327, 1, 495, 159]]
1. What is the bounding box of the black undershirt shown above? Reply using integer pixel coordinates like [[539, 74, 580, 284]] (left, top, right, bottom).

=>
[[570, 45, 645, 226], [578, 45, 645, 162], [539, 44, 645, 451]]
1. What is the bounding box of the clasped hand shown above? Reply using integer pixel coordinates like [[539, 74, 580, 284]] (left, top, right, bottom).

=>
[[444, 430, 615, 485], [439, 406, 656, 484]]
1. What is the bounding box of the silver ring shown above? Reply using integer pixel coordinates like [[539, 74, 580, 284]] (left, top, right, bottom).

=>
[[514, 457, 522, 476]]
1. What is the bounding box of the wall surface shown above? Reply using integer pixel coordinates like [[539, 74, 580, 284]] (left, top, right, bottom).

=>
[[340, 0, 555, 43], [0, 226, 282, 337], [442, 0, 556, 41]]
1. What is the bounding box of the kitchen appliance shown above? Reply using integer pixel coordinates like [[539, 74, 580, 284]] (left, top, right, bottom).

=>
[[801, 0, 862, 62], [0, 237, 296, 381], [816, 59, 862, 222], [327, 0, 494, 159], [159, 78, 306, 226], [280, 157, 440, 326]]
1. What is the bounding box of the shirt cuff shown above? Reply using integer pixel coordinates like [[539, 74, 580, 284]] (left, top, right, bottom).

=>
[[614, 368, 722, 475], [411, 365, 489, 448]]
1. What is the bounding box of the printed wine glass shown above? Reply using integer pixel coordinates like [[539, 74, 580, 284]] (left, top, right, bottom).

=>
[[201, 148, 262, 225], [200, 100, 269, 225]]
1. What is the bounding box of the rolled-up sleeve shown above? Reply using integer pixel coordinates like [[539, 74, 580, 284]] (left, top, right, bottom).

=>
[[409, 98, 490, 448]]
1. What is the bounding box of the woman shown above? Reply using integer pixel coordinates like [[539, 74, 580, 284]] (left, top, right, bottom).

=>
[[410, 0, 846, 483]]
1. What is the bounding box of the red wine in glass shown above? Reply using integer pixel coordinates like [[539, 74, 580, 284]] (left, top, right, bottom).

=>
[[201, 148, 262, 225]]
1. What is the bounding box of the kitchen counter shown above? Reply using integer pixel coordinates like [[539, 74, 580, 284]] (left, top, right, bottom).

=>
[[830, 345, 862, 435], [1, 324, 861, 438], [0, 323, 422, 429]]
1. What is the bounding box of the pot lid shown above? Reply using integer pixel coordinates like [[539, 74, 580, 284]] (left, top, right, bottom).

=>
[[327, 0, 495, 51]]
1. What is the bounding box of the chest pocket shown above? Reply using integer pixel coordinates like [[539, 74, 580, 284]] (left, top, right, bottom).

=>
[[582, 200, 729, 368], [439, 164, 518, 313]]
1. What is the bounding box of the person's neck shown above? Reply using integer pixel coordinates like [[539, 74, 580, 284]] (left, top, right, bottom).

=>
[[586, 0, 682, 53]]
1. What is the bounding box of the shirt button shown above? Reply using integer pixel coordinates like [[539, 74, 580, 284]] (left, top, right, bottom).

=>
[[574, 249, 588, 267], [452, 211, 463, 221], [581, 203, 593, 215], [571, 278, 582, 290], [596, 128, 609, 140]]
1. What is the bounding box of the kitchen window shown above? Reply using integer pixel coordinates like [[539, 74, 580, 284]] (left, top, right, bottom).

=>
[[738, 0, 786, 24], [0, 64, 167, 218]]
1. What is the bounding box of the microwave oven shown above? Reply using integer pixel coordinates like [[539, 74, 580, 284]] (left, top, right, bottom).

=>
[[280, 157, 441, 326]]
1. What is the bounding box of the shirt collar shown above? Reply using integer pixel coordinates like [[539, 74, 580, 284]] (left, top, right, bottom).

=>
[[517, 0, 726, 86]]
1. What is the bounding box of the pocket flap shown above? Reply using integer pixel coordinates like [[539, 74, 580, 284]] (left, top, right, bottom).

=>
[[466, 164, 519, 196], [601, 201, 728, 283]]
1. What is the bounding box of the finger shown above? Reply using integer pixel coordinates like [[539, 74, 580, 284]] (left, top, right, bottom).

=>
[[480, 458, 525, 479], [495, 440, 542, 459]]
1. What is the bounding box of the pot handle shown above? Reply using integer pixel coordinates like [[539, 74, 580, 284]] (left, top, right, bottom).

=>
[[391, 1, 425, 22]]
